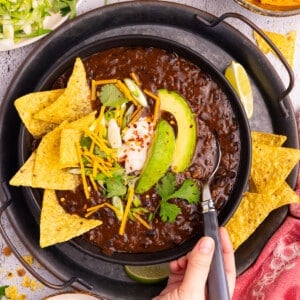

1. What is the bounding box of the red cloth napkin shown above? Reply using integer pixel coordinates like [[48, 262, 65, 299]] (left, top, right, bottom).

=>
[[233, 216, 300, 300], [233, 124, 300, 299]]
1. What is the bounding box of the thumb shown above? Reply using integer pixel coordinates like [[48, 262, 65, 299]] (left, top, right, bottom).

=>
[[180, 237, 215, 298]]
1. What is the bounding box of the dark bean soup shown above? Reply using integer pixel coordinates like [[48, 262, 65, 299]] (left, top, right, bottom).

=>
[[54, 47, 240, 255]]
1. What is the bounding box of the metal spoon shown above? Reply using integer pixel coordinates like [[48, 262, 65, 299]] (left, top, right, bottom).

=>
[[201, 137, 230, 300]]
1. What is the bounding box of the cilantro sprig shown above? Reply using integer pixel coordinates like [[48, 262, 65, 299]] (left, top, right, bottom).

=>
[[156, 173, 200, 223], [99, 84, 128, 107]]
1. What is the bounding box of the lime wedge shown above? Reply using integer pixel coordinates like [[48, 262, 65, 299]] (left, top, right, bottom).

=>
[[225, 61, 254, 119], [124, 263, 170, 284]]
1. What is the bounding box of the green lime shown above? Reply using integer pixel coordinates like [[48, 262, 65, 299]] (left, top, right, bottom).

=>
[[124, 263, 170, 284], [225, 61, 253, 119]]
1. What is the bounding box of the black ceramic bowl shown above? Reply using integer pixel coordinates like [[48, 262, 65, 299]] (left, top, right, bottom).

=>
[[15, 34, 251, 265]]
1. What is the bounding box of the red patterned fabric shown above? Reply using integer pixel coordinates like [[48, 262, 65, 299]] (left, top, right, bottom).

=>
[[233, 216, 300, 300]]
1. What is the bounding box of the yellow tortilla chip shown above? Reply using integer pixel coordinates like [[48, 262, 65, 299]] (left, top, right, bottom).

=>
[[253, 30, 296, 67], [33, 123, 79, 190], [226, 192, 280, 250], [273, 181, 300, 208], [14, 89, 64, 138], [40, 189, 102, 247], [251, 131, 287, 147], [251, 143, 300, 194], [9, 152, 36, 187], [65, 111, 96, 130], [226, 132, 300, 250], [59, 112, 96, 168], [34, 57, 93, 124], [60, 128, 82, 168]]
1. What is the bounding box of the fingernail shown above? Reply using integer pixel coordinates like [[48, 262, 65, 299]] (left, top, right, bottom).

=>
[[197, 237, 214, 254]]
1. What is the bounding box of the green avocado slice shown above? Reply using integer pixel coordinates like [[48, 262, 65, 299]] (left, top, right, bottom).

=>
[[158, 89, 197, 173], [135, 119, 175, 194]]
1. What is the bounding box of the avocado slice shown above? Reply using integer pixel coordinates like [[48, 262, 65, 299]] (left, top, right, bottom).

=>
[[135, 119, 175, 194], [158, 89, 196, 173]]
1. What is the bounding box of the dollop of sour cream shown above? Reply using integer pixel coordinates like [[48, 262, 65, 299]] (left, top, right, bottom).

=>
[[118, 117, 154, 174]]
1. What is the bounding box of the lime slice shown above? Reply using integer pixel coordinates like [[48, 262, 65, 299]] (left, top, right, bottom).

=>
[[124, 263, 170, 284], [225, 61, 254, 119]]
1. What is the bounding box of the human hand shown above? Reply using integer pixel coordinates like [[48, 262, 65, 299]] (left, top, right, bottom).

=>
[[153, 227, 236, 300]]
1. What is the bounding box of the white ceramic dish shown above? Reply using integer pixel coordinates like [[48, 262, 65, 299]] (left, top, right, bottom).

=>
[[0, 12, 70, 51], [44, 292, 103, 300], [0, 0, 87, 52]]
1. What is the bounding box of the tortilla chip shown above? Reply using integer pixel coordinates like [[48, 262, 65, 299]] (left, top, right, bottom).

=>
[[40, 189, 102, 247], [14, 89, 64, 138], [253, 30, 296, 67], [34, 57, 93, 124], [59, 112, 97, 168], [60, 129, 82, 168], [251, 131, 287, 147], [251, 143, 300, 194], [9, 152, 36, 187], [226, 192, 280, 250], [33, 123, 79, 190], [226, 132, 300, 250], [273, 181, 300, 208], [65, 111, 96, 130]]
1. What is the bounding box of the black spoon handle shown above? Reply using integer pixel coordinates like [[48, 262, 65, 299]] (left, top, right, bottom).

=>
[[203, 209, 230, 300]]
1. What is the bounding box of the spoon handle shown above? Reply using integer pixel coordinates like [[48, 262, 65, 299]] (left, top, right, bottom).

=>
[[203, 208, 230, 300]]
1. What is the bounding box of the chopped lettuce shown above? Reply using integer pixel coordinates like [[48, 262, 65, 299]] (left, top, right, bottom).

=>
[[0, 0, 77, 42]]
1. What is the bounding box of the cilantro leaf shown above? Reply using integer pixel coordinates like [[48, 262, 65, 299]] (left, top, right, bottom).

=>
[[0, 285, 8, 298], [160, 201, 181, 223], [156, 173, 200, 223], [156, 172, 176, 199], [80, 135, 92, 149], [99, 84, 128, 107], [167, 179, 200, 204], [105, 175, 127, 198]]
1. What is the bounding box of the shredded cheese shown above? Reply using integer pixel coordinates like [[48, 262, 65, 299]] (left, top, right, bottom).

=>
[[89, 174, 98, 191], [90, 105, 106, 155], [116, 105, 126, 128], [84, 129, 115, 155], [144, 89, 161, 125], [94, 79, 118, 85], [128, 106, 144, 126], [76, 142, 90, 199], [133, 212, 151, 230], [119, 185, 135, 235], [91, 79, 97, 100], [116, 80, 139, 106], [83, 150, 112, 177], [85, 202, 121, 218], [130, 72, 141, 86]]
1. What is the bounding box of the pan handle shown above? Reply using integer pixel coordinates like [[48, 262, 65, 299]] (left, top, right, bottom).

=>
[[195, 12, 295, 119], [0, 181, 92, 291]]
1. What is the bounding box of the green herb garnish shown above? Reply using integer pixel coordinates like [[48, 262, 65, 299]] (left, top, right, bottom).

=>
[[99, 84, 128, 107], [157, 173, 200, 223], [105, 175, 127, 198]]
